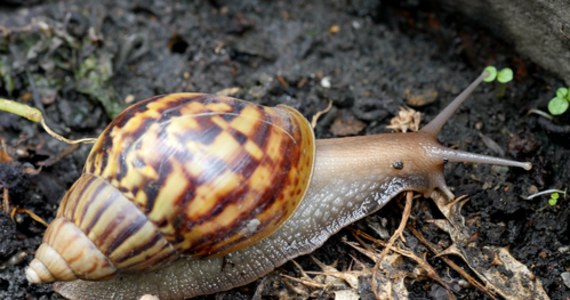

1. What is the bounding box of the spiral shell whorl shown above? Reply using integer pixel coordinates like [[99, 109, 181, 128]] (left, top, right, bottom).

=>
[[28, 93, 315, 283], [26, 174, 177, 283]]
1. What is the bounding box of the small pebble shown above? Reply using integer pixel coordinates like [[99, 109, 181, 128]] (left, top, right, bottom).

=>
[[405, 88, 438, 107], [320, 76, 331, 88], [527, 185, 539, 195], [561, 272, 570, 289], [329, 24, 340, 33], [8, 251, 27, 266], [124, 94, 136, 104], [458, 279, 471, 288], [352, 20, 361, 29]]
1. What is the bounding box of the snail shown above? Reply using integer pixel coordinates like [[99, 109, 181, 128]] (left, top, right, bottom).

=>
[[25, 70, 531, 300]]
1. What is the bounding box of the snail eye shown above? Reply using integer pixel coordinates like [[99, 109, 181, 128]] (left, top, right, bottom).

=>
[[391, 160, 404, 170]]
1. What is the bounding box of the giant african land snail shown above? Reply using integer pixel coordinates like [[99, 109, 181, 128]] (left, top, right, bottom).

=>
[[25, 70, 531, 299]]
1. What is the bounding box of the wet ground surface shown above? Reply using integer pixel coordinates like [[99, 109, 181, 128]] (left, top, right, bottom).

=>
[[0, 1, 568, 299]]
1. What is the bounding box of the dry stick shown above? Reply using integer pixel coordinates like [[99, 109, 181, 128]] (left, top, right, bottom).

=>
[[379, 191, 413, 261], [40, 118, 97, 144], [38, 143, 81, 167], [280, 274, 326, 289], [351, 230, 454, 299], [2, 186, 9, 214], [310, 100, 333, 129], [290, 259, 311, 279], [10, 207, 49, 227], [4, 176, 51, 227], [0, 149, 47, 225], [407, 225, 499, 300], [278, 259, 326, 296], [281, 260, 332, 293], [371, 191, 413, 299]]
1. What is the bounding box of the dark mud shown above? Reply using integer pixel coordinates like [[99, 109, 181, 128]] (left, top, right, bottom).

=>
[[0, 1, 568, 299]]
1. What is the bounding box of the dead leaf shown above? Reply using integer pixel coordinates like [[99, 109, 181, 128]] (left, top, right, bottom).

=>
[[430, 192, 550, 300], [331, 112, 366, 136], [215, 87, 241, 97], [405, 88, 438, 107], [387, 107, 421, 133]]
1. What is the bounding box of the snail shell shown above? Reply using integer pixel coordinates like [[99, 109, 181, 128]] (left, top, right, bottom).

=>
[[26, 93, 315, 283]]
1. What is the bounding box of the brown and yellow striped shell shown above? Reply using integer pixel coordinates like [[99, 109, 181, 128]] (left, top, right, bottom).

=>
[[26, 93, 316, 283]]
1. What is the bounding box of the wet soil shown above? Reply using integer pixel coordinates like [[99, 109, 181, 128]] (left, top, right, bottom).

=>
[[0, 1, 568, 299]]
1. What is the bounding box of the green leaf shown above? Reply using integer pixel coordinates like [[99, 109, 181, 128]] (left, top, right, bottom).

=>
[[548, 192, 559, 206], [497, 68, 514, 83], [556, 87, 568, 99], [75, 53, 122, 117], [548, 96, 569, 115], [484, 66, 497, 82]]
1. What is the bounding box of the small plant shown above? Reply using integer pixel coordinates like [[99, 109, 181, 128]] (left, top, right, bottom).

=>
[[523, 188, 567, 207], [547, 87, 570, 116], [484, 66, 514, 83], [483, 66, 514, 98], [0, 98, 96, 144], [548, 192, 560, 206]]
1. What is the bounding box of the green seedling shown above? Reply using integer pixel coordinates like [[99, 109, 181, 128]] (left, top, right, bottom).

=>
[[548, 192, 559, 206], [523, 188, 567, 207], [483, 66, 513, 98], [547, 87, 570, 116], [0, 98, 96, 144], [484, 66, 514, 83]]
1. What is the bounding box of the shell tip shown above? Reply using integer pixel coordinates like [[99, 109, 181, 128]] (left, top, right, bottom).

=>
[[26, 258, 55, 284], [25, 266, 41, 284]]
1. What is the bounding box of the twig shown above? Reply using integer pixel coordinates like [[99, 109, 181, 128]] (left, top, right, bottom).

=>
[[311, 100, 333, 129], [2, 186, 9, 214], [350, 230, 455, 299], [10, 207, 48, 227], [372, 191, 413, 299], [38, 143, 81, 167], [378, 191, 413, 261], [40, 118, 97, 144]]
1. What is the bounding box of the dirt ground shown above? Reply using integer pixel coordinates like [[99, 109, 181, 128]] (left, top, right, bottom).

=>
[[0, 1, 568, 299]]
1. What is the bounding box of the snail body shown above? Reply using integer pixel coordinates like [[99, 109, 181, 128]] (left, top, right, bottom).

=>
[[26, 72, 531, 299]]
